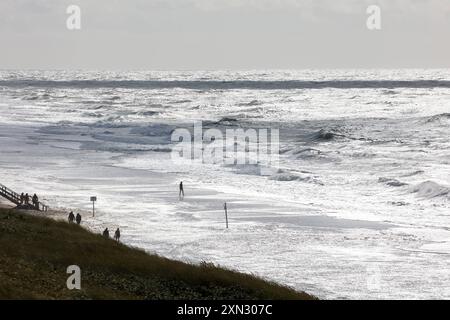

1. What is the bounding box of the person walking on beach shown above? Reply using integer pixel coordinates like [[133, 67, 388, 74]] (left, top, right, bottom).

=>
[[20, 193, 24, 205], [75, 213, 82, 225], [114, 228, 121, 242], [179, 181, 184, 200], [103, 228, 109, 238], [68, 211, 75, 223]]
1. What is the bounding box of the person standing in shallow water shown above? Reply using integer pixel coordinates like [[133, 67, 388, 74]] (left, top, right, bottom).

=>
[[75, 213, 81, 225], [179, 181, 184, 200]]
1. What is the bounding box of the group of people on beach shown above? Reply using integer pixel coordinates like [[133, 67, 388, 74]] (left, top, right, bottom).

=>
[[67, 210, 121, 242], [62, 181, 184, 245], [68, 211, 82, 225], [103, 227, 121, 242], [20, 192, 40, 210]]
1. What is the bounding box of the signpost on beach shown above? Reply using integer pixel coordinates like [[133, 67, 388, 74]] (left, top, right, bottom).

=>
[[224, 202, 228, 229], [90, 196, 97, 217]]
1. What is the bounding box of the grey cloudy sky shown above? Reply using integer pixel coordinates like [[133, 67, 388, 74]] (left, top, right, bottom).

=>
[[1, 0, 449, 70]]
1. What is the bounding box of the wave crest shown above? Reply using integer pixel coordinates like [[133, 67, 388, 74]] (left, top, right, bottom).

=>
[[378, 177, 408, 187], [409, 181, 449, 199]]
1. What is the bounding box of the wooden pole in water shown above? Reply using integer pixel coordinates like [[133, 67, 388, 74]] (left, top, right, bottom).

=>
[[224, 202, 228, 229]]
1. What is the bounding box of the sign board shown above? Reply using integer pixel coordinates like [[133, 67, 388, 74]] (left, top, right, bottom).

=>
[[90, 196, 97, 202]]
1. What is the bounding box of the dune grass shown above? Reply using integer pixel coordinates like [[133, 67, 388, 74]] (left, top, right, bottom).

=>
[[0, 208, 315, 300]]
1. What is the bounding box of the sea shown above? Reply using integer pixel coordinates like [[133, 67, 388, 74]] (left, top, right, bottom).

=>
[[0, 69, 449, 299]]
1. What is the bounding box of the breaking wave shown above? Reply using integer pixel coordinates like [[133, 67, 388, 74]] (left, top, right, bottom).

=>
[[238, 100, 262, 106], [425, 113, 450, 123], [378, 177, 408, 187], [305, 129, 342, 142], [409, 181, 450, 199], [269, 169, 323, 185]]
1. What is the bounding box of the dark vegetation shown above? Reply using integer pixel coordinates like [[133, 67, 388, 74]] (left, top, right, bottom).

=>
[[0, 208, 315, 300]]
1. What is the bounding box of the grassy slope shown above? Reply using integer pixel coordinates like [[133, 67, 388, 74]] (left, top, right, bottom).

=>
[[0, 209, 315, 300]]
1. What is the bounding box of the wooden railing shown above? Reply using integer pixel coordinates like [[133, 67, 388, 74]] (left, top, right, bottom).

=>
[[0, 183, 21, 205], [0, 183, 49, 211]]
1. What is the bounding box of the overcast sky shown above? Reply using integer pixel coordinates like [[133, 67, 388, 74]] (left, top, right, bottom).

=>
[[1, 0, 449, 70]]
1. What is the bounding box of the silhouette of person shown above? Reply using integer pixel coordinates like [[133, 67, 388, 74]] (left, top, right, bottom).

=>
[[25, 193, 30, 205], [114, 228, 121, 242], [32, 194, 39, 209], [75, 213, 82, 225], [20, 193, 24, 205], [179, 181, 184, 200], [68, 211, 75, 223], [103, 228, 109, 238]]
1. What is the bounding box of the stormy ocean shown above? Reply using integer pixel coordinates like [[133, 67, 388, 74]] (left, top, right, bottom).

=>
[[1, 69, 449, 299]]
